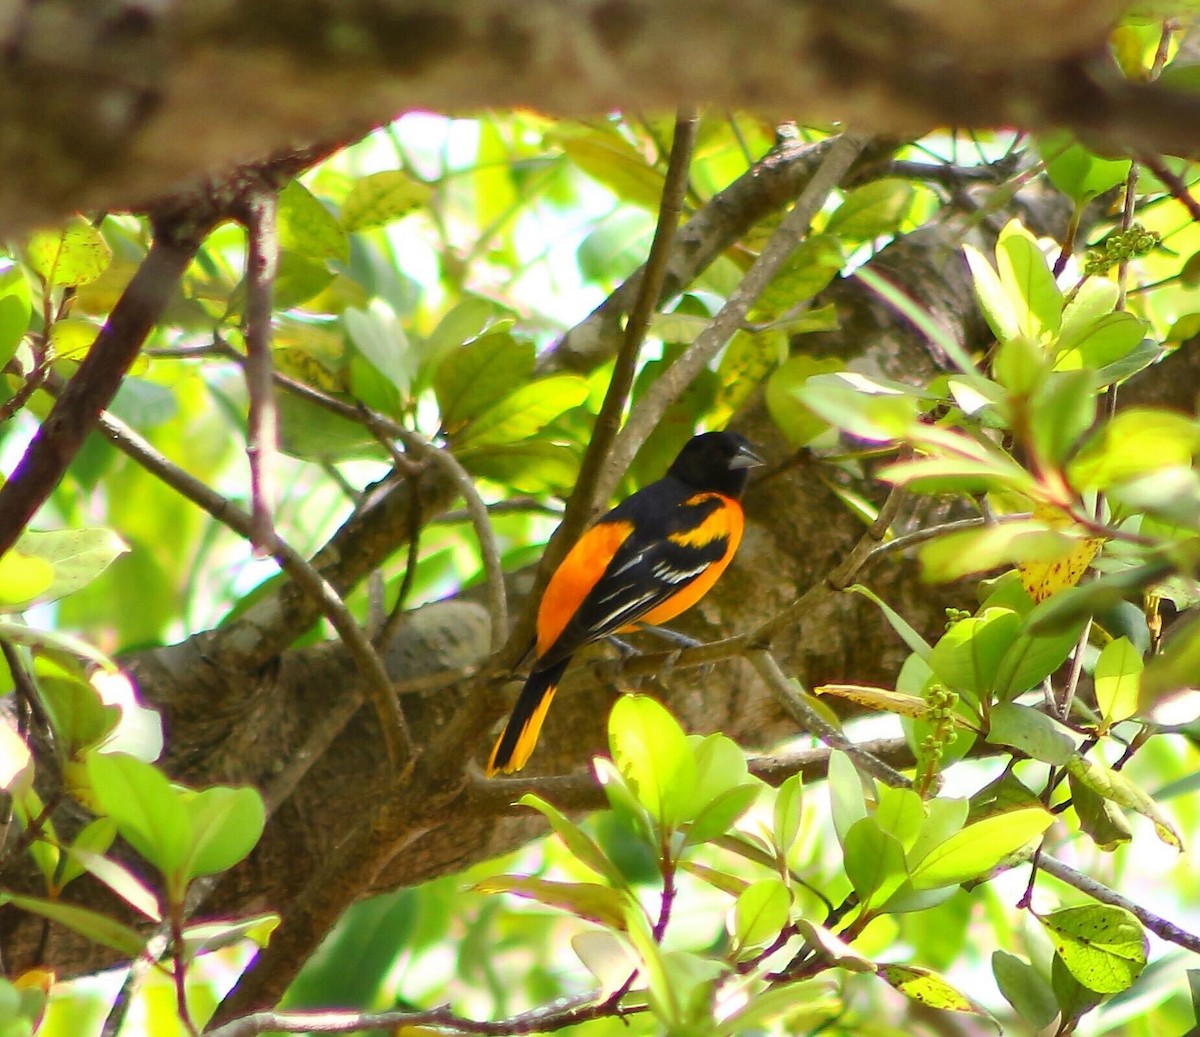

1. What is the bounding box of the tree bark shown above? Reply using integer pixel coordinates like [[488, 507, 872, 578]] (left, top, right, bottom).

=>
[[0, 0, 1193, 231]]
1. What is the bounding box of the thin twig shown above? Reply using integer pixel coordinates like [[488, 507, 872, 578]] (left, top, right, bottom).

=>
[[749, 649, 910, 789], [241, 187, 281, 555], [0, 220, 207, 559], [202, 990, 643, 1037], [506, 106, 701, 667], [368, 416, 507, 655], [598, 130, 870, 504], [64, 390, 414, 768], [1037, 854, 1200, 956], [1138, 152, 1200, 223]]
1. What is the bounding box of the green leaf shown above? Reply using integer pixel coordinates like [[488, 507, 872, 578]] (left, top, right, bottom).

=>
[[908, 796, 969, 866], [827, 750, 867, 846], [0, 265, 31, 370], [909, 807, 1053, 890], [920, 523, 1079, 583], [0, 551, 54, 609], [1030, 369, 1097, 466], [36, 671, 120, 756], [1068, 409, 1200, 490], [879, 964, 990, 1016], [964, 243, 1020, 344], [992, 951, 1059, 1030], [553, 126, 666, 211], [717, 329, 788, 415], [85, 751, 191, 887], [456, 375, 589, 449], [413, 297, 499, 394], [874, 785, 925, 852], [928, 608, 1022, 702], [181, 785, 265, 879], [752, 234, 845, 319], [846, 585, 933, 660], [793, 918, 876, 973], [1065, 756, 1182, 850], [843, 818, 907, 911], [994, 613, 1088, 698], [684, 781, 759, 846], [277, 180, 349, 261], [1093, 636, 1143, 728], [518, 794, 626, 887], [572, 930, 638, 999], [460, 442, 579, 496], [1069, 770, 1132, 851], [1, 528, 129, 611], [996, 220, 1062, 340], [1057, 278, 1119, 346], [608, 695, 696, 831], [340, 170, 431, 232], [764, 354, 843, 447], [26, 218, 112, 288], [986, 702, 1076, 766], [1039, 132, 1132, 203], [731, 877, 790, 950], [182, 912, 280, 959], [772, 774, 803, 856], [0, 892, 144, 957], [794, 371, 920, 443], [1054, 311, 1146, 373], [474, 876, 629, 930], [1040, 905, 1147, 995], [434, 331, 534, 436], [343, 303, 412, 397], [0, 622, 116, 671], [826, 178, 915, 239], [61, 842, 159, 919]]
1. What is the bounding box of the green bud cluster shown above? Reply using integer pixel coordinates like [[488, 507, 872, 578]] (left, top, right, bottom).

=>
[[1083, 223, 1161, 276]]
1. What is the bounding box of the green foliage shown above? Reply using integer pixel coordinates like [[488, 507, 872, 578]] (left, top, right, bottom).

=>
[[1, 85, 1199, 1037]]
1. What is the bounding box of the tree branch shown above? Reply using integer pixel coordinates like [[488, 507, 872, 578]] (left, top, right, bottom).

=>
[[598, 131, 869, 502], [0, 219, 206, 559]]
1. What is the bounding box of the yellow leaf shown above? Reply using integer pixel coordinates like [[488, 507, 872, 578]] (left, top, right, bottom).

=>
[[1018, 504, 1103, 602]]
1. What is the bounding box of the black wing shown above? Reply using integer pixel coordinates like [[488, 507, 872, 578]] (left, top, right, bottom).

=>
[[538, 487, 729, 666]]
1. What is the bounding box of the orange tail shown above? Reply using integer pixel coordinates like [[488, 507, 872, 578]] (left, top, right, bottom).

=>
[[486, 658, 571, 775]]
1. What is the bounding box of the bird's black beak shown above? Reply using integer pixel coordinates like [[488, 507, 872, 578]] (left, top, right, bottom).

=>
[[728, 444, 765, 470]]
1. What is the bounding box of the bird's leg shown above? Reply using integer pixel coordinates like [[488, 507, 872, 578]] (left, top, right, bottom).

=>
[[634, 624, 704, 649]]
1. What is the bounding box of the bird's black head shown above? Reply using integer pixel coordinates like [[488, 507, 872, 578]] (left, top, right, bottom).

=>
[[667, 431, 764, 499]]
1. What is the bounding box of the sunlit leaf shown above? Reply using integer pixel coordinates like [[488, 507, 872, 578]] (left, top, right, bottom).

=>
[[995, 219, 1062, 341], [731, 877, 790, 950], [1040, 905, 1147, 995], [456, 375, 589, 449], [340, 170, 432, 232], [880, 964, 991, 1017], [843, 818, 907, 911], [608, 695, 696, 830], [1065, 756, 1182, 850], [278, 180, 349, 261], [26, 218, 112, 288], [1094, 636, 1143, 729], [909, 807, 1053, 889], [474, 876, 629, 930]]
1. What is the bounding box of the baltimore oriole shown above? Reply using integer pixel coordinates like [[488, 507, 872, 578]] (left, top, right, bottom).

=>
[[487, 430, 764, 775]]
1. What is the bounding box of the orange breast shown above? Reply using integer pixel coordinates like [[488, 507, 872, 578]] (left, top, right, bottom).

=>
[[536, 520, 635, 656]]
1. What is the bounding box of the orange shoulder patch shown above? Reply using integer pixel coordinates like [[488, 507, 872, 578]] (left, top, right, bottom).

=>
[[536, 520, 635, 656]]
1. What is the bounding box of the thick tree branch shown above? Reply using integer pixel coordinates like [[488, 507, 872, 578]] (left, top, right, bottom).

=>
[[3, 0, 1196, 233]]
